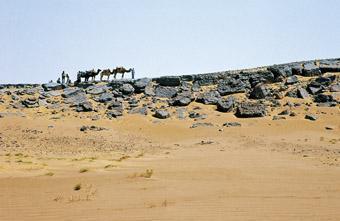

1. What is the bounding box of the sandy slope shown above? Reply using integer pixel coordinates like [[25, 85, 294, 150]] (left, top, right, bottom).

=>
[[0, 103, 339, 220]]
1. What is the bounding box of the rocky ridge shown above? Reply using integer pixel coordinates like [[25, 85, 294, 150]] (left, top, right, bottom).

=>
[[0, 58, 339, 120]]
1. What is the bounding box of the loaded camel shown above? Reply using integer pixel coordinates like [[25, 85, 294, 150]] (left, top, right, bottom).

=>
[[76, 69, 101, 83]]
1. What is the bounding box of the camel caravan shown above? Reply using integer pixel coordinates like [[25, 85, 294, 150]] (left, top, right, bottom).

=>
[[55, 66, 135, 85]]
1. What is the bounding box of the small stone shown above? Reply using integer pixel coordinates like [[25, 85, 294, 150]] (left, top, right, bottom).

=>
[[190, 122, 214, 128], [223, 122, 241, 127], [272, 116, 286, 120], [325, 126, 334, 130], [305, 114, 318, 121], [278, 109, 290, 115], [154, 109, 170, 119]]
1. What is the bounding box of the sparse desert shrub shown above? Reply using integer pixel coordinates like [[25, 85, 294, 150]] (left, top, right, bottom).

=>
[[140, 169, 153, 178], [45, 172, 54, 176]]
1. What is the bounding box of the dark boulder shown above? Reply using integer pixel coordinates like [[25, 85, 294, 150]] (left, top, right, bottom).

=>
[[297, 88, 309, 99], [107, 100, 123, 111], [314, 94, 335, 103], [292, 65, 303, 75], [155, 86, 178, 98], [235, 102, 267, 118], [169, 91, 193, 106], [268, 65, 292, 81], [133, 78, 151, 93], [217, 78, 249, 96], [154, 109, 170, 119], [249, 84, 269, 99], [180, 75, 194, 82], [64, 92, 88, 106], [120, 84, 135, 95], [62, 88, 82, 98], [188, 111, 207, 120], [106, 110, 123, 118], [193, 74, 220, 86], [307, 82, 324, 95], [155, 76, 181, 87], [286, 75, 299, 85], [216, 96, 235, 112], [76, 102, 93, 112], [196, 91, 221, 105], [95, 93, 114, 103], [42, 82, 63, 91], [248, 70, 275, 87], [302, 63, 321, 76], [22, 97, 39, 108], [86, 85, 108, 95], [319, 64, 340, 73], [314, 75, 336, 86]]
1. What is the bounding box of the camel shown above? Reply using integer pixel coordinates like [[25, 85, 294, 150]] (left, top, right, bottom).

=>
[[76, 69, 101, 83], [100, 69, 114, 81], [112, 66, 135, 79]]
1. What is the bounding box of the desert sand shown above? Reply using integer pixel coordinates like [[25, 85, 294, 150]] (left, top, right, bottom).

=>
[[0, 99, 339, 220]]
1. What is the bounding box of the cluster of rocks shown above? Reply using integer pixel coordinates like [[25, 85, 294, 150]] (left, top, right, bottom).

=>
[[0, 58, 339, 120]]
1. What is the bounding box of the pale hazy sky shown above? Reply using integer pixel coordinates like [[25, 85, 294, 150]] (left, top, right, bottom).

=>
[[1, 0, 339, 83]]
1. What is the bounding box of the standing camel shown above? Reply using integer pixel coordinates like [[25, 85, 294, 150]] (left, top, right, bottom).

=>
[[113, 66, 135, 79], [77, 69, 101, 82], [100, 69, 114, 81]]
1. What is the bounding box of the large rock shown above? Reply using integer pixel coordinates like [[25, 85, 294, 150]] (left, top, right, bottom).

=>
[[314, 94, 335, 103], [249, 84, 269, 99], [62, 88, 82, 98], [248, 70, 275, 87], [42, 82, 63, 91], [169, 91, 193, 106], [286, 75, 299, 85], [155, 86, 178, 98], [302, 63, 321, 76], [133, 78, 151, 93], [76, 102, 93, 112], [307, 82, 324, 95], [217, 78, 249, 96], [22, 97, 39, 108], [120, 84, 135, 95], [235, 102, 267, 118], [193, 74, 220, 86], [196, 91, 221, 105], [155, 76, 181, 87], [64, 92, 88, 106], [268, 65, 292, 81], [319, 64, 340, 73], [86, 85, 108, 95], [297, 88, 309, 99], [314, 75, 336, 86], [154, 109, 170, 119], [95, 93, 114, 103], [216, 96, 234, 112]]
